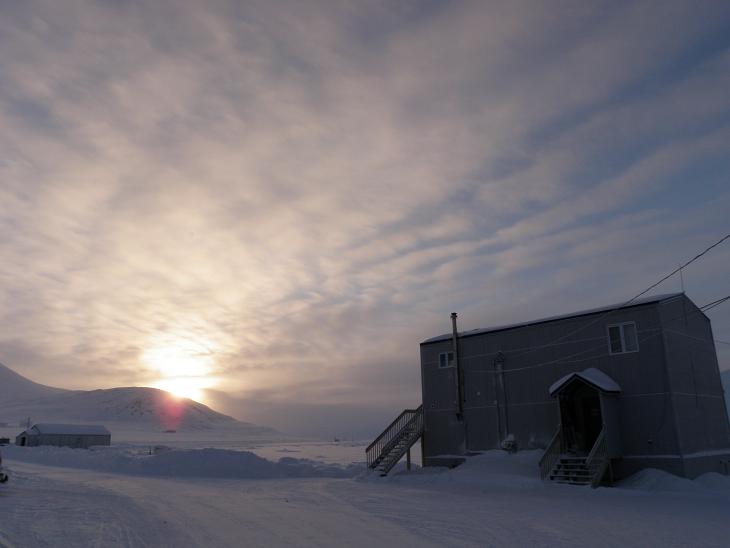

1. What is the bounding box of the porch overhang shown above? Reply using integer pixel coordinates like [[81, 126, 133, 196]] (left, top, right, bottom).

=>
[[549, 367, 621, 397]]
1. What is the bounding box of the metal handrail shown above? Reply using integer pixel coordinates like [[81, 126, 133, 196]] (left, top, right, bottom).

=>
[[366, 405, 423, 469], [366, 408, 416, 453], [585, 428, 609, 488], [538, 424, 563, 480], [375, 410, 424, 475]]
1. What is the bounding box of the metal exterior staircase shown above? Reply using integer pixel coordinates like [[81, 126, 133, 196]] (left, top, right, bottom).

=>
[[549, 456, 597, 485], [366, 405, 423, 476], [539, 426, 611, 488]]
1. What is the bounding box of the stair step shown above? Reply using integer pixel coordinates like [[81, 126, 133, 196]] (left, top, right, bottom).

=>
[[551, 470, 593, 476], [552, 469, 592, 474], [367, 406, 424, 476]]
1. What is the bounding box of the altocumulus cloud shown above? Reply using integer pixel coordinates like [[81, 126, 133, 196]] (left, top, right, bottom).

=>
[[0, 0, 729, 437]]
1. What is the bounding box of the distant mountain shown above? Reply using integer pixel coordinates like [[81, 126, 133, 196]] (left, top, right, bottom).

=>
[[19, 386, 240, 431], [0, 362, 272, 433], [0, 362, 71, 403]]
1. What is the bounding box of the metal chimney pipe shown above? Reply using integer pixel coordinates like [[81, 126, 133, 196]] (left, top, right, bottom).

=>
[[451, 313, 463, 418]]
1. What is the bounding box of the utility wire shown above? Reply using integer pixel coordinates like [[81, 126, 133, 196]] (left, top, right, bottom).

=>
[[632, 233, 730, 303], [701, 295, 730, 313], [512, 233, 730, 358], [488, 293, 730, 375], [702, 295, 730, 347]]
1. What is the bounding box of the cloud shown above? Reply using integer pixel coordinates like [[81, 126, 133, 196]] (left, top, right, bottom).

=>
[[0, 1, 729, 436]]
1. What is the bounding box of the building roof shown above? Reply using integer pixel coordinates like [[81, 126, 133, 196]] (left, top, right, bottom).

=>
[[421, 292, 684, 344], [548, 368, 621, 396], [23, 424, 110, 436]]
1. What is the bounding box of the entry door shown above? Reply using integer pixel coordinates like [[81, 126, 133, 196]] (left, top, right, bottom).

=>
[[581, 393, 602, 450]]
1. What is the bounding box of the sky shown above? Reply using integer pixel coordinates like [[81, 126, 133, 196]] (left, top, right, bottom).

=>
[[0, 0, 729, 438]]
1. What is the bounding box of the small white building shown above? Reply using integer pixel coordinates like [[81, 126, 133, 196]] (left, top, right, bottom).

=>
[[15, 424, 111, 449]]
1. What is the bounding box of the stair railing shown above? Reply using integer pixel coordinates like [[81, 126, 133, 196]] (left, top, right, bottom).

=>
[[585, 427, 609, 488], [376, 409, 424, 475], [538, 424, 563, 480], [367, 405, 423, 469]]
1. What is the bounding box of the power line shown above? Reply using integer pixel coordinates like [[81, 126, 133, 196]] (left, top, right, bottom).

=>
[[489, 293, 730, 375], [701, 295, 730, 313], [633, 233, 730, 303], [702, 296, 730, 347], [512, 233, 730, 359]]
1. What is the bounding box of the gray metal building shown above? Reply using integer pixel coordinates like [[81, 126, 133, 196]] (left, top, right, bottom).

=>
[[15, 423, 111, 449], [419, 293, 730, 481]]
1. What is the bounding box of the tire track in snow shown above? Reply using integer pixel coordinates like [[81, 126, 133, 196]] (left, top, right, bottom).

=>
[[0, 464, 191, 547]]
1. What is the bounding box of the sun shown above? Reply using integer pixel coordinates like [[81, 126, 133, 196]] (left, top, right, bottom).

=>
[[141, 338, 218, 403], [151, 377, 205, 402]]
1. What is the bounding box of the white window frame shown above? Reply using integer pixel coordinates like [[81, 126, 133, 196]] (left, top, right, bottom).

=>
[[606, 321, 639, 355], [438, 351, 455, 368]]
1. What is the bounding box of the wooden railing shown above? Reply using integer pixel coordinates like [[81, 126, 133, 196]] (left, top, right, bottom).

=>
[[585, 428, 609, 488], [366, 405, 423, 469], [538, 424, 563, 480]]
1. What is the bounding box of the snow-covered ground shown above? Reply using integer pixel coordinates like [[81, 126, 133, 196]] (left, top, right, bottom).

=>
[[0, 424, 374, 467], [2, 440, 729, 547]]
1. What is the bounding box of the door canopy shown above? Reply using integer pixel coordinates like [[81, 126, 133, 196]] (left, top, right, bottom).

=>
[[548, 367, 621, 397]]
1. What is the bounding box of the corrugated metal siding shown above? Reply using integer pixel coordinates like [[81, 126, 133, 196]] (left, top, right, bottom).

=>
[[420, 295, 729, 469], [659, 295, 730, 455], [420, 342, 465, 456], [420, 298, 712, 459], [23, 434, 111, 449]]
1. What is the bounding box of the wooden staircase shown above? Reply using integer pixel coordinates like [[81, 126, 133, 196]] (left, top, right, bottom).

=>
[[539, 426, 611, 488], [366, 405, 423, 476]]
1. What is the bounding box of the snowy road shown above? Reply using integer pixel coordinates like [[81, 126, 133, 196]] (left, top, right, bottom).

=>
[[2, 458, 730, 547], [1, 462, 440, 548]]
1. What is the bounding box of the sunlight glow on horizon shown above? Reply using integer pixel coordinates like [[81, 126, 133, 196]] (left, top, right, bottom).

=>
[[142, 336, 220, 403], [151, 377, 210, 403]]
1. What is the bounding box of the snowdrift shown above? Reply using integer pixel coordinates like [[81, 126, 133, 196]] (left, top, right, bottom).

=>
[[3, 445, 362, 479], [359, 449, 545, 491], [364, 449, 730, 497], [616, 467, 730, 493]]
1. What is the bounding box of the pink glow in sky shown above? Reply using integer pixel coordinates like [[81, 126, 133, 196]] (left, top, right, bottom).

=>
[[1, 1, 729, 437]]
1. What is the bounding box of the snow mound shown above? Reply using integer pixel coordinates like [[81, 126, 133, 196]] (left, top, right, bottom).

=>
[[693, 472, 730, 491], [360, 450, 544, 490], [4, 445, 363, 479], [364, 452, 730, 496], [616, 468, 705, 493]]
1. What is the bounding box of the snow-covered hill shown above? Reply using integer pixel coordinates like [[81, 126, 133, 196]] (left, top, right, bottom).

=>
[[0, 362, 71, 403], [0, 362, 273, 433]]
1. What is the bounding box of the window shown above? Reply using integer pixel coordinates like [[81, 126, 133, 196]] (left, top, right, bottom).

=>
[[438, 351, 455, 368], [607, 322, 639, 355]]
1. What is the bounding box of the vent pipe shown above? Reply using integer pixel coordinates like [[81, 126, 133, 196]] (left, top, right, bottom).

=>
[[451, 312, 463, 419]]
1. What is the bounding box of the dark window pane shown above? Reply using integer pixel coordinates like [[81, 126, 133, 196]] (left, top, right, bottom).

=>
[[439, 352, 455, 367], [608, 326, 622, 353], [623, 323, 638, 352]]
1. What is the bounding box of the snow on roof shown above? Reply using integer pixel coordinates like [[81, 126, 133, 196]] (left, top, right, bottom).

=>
[[27, 424, 110, 436], [422, 292, 683, 344], [548, 368, 621, 396]]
